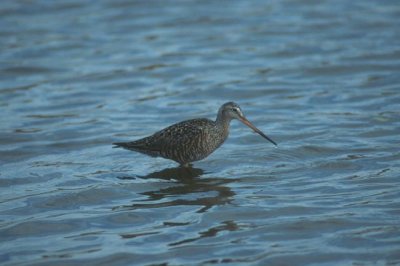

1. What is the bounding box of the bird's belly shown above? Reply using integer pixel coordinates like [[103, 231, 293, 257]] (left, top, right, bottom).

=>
[[171, 136, 225, 164]]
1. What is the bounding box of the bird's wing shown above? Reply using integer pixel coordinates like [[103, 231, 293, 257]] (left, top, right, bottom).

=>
[[114, 119, 211, 158], [149, 118, 210, 150]]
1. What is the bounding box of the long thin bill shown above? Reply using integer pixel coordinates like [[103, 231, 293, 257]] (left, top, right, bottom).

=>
[[239, 117, 277, 146]]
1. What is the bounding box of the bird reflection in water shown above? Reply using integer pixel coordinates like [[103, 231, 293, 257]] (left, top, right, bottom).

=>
[[114, 166, 235, 213]]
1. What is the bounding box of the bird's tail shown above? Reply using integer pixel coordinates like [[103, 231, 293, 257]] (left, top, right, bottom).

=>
[[113, 141, 152, 151], [113, 142, 130, 149], [113, 141, 160, 157]]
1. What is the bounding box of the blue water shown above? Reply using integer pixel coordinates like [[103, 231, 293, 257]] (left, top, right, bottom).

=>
[[1, 0, 400, 265]]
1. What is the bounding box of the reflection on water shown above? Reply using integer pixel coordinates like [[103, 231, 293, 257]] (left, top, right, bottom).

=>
[[115, 166, 235, 213], [114, 166, 237, 249], [117, 165, 204, 181], [168, 220, 240, 247]]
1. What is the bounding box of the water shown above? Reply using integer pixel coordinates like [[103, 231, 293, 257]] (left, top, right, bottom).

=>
[[1, 0, 400, 265]]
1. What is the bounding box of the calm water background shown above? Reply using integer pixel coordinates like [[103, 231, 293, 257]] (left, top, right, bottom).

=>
[[1, 0, 400, 265]]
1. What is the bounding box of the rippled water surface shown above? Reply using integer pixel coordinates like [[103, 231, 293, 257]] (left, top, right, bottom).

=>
[[1, 0, 400, 265]]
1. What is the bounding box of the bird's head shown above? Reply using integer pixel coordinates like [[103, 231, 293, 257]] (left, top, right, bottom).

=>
[[220, 101, 244, 120], [218, 102, 277, 146]]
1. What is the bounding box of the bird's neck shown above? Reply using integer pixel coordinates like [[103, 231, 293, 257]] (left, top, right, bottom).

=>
[[215, 112, 231, 132]]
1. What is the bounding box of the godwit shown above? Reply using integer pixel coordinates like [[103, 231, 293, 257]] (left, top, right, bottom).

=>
[[114, 102, 277, 166]]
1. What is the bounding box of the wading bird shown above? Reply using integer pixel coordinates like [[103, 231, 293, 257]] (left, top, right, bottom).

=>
[[114, 102, 277, 166]]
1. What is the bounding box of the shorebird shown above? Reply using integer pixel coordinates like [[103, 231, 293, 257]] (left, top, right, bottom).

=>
[[113, 102, 277, 166]]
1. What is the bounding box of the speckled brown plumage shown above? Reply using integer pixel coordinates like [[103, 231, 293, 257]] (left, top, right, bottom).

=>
[[114, 102, 277, 166]]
